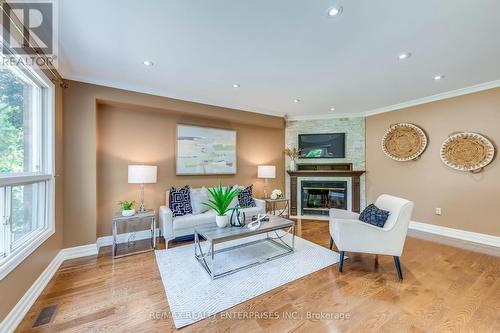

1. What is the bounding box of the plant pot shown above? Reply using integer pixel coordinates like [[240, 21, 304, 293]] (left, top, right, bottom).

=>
[[215, 215, 229, 228], [121, 209, 135, 217], [289, 160, 296, 171]]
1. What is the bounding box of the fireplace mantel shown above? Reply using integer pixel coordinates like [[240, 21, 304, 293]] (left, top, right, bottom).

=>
[[287, 168, 365, 215]]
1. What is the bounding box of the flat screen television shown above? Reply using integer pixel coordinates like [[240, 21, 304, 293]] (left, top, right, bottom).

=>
[[298, 133, 345, 158]]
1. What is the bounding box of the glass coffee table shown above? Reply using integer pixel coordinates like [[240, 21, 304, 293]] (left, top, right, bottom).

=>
[[194, 216, 295, 279]]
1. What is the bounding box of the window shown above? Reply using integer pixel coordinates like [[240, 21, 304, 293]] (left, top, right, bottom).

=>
[[0, 63, 54, 280]]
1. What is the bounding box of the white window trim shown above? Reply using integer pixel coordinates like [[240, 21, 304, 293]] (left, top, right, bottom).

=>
[[0, 60, 55, 281]]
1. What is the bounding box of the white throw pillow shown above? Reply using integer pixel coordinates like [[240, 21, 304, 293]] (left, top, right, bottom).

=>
[[190, 187, 210, 215]]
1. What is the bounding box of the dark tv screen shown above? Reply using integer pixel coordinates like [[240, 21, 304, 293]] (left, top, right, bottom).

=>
[[298, 133, 345, 158]]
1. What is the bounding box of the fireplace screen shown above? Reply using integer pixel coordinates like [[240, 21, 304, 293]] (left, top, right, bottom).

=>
[[301, 181, 348, 216]]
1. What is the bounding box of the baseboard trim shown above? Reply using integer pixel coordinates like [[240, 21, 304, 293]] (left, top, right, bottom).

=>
[[409, 221, 499, 248], [0, 244, 98, 333], [96, 229, 159, 250], [59, 243, 98, 260]]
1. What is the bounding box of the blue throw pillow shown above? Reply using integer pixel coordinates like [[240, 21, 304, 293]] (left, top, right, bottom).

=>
[[169, 186, 192, 217], [359, 204, 390, 228], [238, 185, 256, 208]]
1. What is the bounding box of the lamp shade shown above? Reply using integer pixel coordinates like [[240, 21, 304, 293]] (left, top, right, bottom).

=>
[[257, 165, 276, 179], [128, 165, 157, 184]]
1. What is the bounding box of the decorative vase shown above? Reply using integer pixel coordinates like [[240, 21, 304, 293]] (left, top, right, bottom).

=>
[[216, 214, 229, 228], [121, 209, 135, 217], [230, 208, 246, 227], [289, 160, 296, 171]]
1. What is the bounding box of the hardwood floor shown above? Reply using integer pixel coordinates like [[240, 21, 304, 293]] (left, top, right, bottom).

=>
[[16, 219, 500, 332]]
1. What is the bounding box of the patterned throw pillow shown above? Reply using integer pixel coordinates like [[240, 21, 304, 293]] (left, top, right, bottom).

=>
[[238, 185, 256, 208], [169, 186, 192, 217], [359, 204, 390, 228]]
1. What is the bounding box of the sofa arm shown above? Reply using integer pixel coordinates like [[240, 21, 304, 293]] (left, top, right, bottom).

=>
[[254, 199, 266, 213], [159, 205, 174, 241]]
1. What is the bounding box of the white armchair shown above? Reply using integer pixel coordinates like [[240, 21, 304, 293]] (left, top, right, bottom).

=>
[[329, 194, 414, 279]]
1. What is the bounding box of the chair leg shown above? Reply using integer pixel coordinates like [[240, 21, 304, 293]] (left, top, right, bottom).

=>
[[394, 256, 403, 280], [329, 237, 333, 250], [339, 251, 345, 272]]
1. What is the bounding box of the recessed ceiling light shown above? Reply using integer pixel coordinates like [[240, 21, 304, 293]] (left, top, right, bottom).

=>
[[433, 75, 445, 81], [232, 84, 240, 88], [143, 60, 154, 66], [328, 6, 343, 17], [398, 52, 411, 60], [330, 107, 336, 111], [293, 98, 301, 103]]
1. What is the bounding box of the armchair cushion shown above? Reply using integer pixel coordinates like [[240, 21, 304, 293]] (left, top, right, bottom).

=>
[[359, 204, 390, 228]]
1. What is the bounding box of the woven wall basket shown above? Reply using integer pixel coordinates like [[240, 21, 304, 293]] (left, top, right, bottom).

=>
[[440, 132, 495, 172], [382, 123, 428, 161]]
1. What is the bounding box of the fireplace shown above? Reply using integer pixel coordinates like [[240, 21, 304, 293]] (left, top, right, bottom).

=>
[[301, 181, 348, 216], [287, 163, 365, 216]]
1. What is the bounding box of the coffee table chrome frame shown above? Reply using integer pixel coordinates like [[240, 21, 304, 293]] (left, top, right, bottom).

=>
[[194, 225, 295, 280]]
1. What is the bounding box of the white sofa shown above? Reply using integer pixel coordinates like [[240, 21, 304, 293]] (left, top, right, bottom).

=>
[[159, 188, 265, 247], [329, 194, 414, 279]]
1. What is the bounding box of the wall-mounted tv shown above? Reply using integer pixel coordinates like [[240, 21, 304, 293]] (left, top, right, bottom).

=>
[[298, 133, 345, 158]]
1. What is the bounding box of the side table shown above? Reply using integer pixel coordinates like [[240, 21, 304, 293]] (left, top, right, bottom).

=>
[[264, 198, 290, 217], [112, 209, 157, 258]]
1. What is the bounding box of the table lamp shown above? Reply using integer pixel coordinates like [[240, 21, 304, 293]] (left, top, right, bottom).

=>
[[257, 165, 276, 199], [128, 165, 157, 212]]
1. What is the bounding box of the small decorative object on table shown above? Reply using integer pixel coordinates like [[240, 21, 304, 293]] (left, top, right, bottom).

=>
[[247, 214, 268, 231], [270, 189, 283, 200], [203, 182, 241, 228], [284, 147, 301, 171], [119, 200, 136, 217], [230, 207, 246, 227]]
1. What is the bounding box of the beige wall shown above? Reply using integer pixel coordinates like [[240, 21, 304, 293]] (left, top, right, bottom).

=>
[[366, 87, 500, 236], [0, 86, 64, 321], [64, 81, 285, 245], [97, 104, 285, 237]]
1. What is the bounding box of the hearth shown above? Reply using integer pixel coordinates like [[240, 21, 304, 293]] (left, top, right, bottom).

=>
[[301, 181, 347, 216]]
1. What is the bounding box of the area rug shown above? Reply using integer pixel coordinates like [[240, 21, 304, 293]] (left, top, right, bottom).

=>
[[155, 231, 341, 328]]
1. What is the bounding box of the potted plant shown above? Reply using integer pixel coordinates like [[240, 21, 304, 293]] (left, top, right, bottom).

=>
[[119, 200, 136, 217], [284, 147, 301, 171], [203, 183, 241, 228]]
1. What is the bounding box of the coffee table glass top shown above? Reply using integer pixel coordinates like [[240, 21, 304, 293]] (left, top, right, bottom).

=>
[[194, 216, 294, 243]]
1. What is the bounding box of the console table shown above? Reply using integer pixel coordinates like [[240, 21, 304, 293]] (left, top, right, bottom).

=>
[[111, 209, 157, 258]]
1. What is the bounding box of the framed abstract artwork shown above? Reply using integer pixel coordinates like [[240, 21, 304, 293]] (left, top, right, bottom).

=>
[[176, 124, 237, 175]]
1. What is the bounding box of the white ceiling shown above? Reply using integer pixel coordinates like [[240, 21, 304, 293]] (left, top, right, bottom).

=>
[[58, 0, 500, 118]]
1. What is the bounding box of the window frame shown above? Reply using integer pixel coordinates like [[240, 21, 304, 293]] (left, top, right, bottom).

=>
[[0, 59, 55, 281]]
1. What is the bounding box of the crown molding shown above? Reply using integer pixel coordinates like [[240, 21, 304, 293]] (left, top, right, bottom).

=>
[[364, 79, 500, 117], [64, 74, 500, 122], [62, 74, 284, 118], [286, 79, 500, 121], [286, 111, 366, 121]]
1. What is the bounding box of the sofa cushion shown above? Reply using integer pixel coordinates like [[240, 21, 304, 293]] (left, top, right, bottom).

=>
[[238, 185, 256, 208], [359, 204, 390, 228], [169, 186, 192, 217], [172, 211, 216, 232], [190, 187, 210, 215]]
